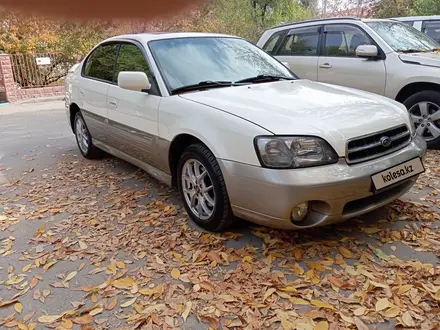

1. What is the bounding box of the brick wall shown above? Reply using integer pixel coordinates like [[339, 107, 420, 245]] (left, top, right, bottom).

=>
[[0, 54, 64, 103]]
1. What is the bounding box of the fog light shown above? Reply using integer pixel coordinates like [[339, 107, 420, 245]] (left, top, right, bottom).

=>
[[291, 202, 309, 222]]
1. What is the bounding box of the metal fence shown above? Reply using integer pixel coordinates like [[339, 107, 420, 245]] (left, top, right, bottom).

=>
[[10, 53, 70, 89]]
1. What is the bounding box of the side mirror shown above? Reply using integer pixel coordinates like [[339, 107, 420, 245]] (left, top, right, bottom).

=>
[[281, 61, 291, 70], [356, 45, 378, 58], [118, 71, 151, 92]]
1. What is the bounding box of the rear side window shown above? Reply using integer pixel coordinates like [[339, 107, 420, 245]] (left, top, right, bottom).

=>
[[262, 30, 286, 55], [83, 44, 119, 82], [423, 20, 440, 43], [277, 27, 320, 56]]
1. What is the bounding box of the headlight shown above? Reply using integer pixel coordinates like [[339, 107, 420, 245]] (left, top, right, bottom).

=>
[[254, 136, 338, 169]]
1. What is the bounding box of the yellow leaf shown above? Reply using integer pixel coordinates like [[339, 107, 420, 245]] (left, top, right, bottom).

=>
[[17, 322, 28, 330], [199, 281, 215, 291], [182, 301, 192, 321], [242, 256, 253, 263], [314, 321, 329, 330], [72, 314, 93, 325], [14, 302, 23, 313], [89, 307, 103, 316], [290, 298, 310, 305], [369, 280, 389, 289], [78, 241, 87, 250], [60, 319, 73, 329], [397, 284, 413, 295], [354, 306, 366, 316], [28, 322, 37, 330], [293, 248, 302, 260], [382, 306, 400, 318], [402, 311, 415, 327], [173, 252, 182, 259], [338, 246, 353, 258], [171, 268, 180, 280], [280, 286, 297, 293], [311, 300, 335, 310], [43, 261, 57, 271], [294, 263, 304, 276], [38, 314, 63, 323], [121, 297, 137, 308], [263, 288, 276, 302], [281, 318, 295, 330], [106, 297, 118, 310], [375, 298, 390, 312], [339, 313, 355, 324], [64, 271, 78, 282], [113, 277, 134, 289], [22, 263, 32, 272]]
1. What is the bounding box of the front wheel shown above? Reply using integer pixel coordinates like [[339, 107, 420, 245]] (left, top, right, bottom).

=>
[[404, 90, 440, 149], [177, 144, 235, 232]]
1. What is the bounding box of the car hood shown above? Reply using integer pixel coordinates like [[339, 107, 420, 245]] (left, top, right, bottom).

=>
[[399, 52, 440, 68], [179, 80, 412, 156]]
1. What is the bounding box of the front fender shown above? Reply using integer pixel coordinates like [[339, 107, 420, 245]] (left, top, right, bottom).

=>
[[158, 96, 271, 167]]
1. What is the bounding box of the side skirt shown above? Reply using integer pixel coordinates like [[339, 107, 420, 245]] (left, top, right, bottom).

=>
[[93, 139, 172, 187]]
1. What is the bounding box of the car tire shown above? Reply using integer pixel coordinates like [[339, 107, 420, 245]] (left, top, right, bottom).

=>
[[177, 143, 235, 232], [404, 90, 440, 149], [73, 112, 103, 159]]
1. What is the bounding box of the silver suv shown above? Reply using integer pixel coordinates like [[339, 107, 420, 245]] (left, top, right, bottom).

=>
[[393, 16, 440, 43], [257, 17, 440, 148]]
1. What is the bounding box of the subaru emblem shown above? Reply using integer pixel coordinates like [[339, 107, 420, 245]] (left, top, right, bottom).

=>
[[380, 136, 392, 147]]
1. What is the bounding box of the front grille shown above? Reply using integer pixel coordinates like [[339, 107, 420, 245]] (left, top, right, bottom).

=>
[[346, 125, 411, 164]]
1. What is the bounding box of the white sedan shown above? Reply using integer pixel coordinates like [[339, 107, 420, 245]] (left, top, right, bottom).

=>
[[65, 32, 427, 231]]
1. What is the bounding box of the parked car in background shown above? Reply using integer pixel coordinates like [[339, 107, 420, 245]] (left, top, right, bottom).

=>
[[393, 16, 440, 43], [65, 32, 426, 232], [257, 17, 440, 148]]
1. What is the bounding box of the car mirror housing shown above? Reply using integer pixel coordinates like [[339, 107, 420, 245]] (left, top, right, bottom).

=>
[[118, 71, 151, 92], [356, 45, 378, 58]]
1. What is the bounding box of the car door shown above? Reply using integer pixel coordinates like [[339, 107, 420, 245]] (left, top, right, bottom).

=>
[[274, 26, 320, 80], [106, 42, 161, 168], [422, 20, 440, 43], [80, 43, 119, 143], [317, 24, 386, 96]]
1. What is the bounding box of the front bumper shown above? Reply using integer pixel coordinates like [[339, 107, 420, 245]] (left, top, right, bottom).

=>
[[219, 135, 427, 229]]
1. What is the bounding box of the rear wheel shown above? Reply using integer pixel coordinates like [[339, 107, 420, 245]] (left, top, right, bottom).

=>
[[177, 143, 235, 232], [74, 112, 103, 159], [404, 90, 440, 149]]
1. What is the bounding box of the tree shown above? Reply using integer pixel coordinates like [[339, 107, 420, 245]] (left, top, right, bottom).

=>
[[412, 0, 440, 16]]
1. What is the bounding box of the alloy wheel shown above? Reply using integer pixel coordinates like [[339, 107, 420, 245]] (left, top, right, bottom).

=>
[[181, 159, 216, 220], [409, 101, 440, 142], [75, 116, 90, 154]]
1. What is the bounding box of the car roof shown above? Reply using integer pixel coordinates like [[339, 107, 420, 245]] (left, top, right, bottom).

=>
[[393, 15, 440, 21], [267, 17, 398, 31], [103, 32, 239, 43]]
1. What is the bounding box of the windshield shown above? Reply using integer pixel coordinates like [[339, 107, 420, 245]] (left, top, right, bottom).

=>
[[148, 37, 294, 91], [366, 21, 440, 52]]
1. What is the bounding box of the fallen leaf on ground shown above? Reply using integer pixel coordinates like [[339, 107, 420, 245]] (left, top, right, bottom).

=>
[[14, 302, 23, 313], [171, 268, 180, 280]]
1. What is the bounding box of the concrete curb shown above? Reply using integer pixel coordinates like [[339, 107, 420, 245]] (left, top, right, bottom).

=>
[[14, 95, 65, 105]]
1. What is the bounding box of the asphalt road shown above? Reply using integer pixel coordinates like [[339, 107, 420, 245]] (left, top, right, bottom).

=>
[[0, 102, 439, 330]]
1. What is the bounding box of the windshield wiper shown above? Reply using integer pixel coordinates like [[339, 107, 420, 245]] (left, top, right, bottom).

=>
[[171, 81, 234, 95], [235, 74, 295, 84]]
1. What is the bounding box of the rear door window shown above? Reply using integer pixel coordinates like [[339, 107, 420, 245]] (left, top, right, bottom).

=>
[[277, 27, 320, 56], [422, 20, 440, 43]]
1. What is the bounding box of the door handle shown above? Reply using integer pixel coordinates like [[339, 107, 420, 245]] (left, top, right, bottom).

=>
[[108, 99, 117, 108], [319, 63, 332, 69]]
